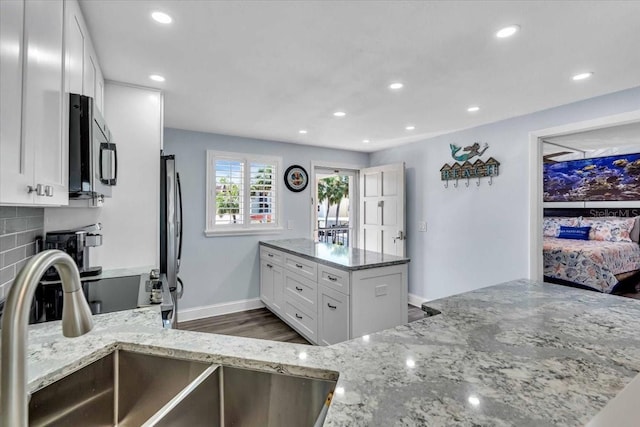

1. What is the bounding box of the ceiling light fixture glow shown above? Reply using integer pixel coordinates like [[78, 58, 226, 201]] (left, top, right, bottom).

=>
[[496, 25, 520, 38], [149, 74, 165, 82], [333, 111, 346, 117], [363, 139, 370, 144], [299, 130, 308, 134], [151, 11, 173, 24], [467, 106, 480, 112], [389, 82, 404, 90], [405, 125, 415, 131], [572, 72, 593, 81]]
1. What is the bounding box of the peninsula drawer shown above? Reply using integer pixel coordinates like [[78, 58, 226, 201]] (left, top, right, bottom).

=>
[[284, 253, 317, 281], [260, 246, 284, 265], [284, 300, 317, 342], [318, 264, 350, 295], [284, 270, 317, 313]]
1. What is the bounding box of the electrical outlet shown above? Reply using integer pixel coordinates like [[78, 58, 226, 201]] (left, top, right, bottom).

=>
[[288, 220, 294, 230], [418, 221, 427, 232]]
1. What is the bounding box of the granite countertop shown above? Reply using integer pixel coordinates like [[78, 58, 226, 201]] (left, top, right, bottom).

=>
[[16, 279, 640, 426], [260, 238, 410, 270]]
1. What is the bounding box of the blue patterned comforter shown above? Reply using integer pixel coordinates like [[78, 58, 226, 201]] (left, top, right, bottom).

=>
[[543, 237, 640, 293]]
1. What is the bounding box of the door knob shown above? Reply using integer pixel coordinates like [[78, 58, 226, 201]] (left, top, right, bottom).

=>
[[392, 230, 405, 243]]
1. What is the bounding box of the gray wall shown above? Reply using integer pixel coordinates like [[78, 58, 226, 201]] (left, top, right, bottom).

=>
[[0, 207, 44, 299], [163, 128, 369, 311], [370, 86, 640, 302]]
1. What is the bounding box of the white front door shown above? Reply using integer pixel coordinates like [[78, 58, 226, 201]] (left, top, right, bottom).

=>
[[358, 163, 406, 257]]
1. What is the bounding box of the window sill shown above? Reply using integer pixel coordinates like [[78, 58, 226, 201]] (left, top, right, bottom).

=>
[[204, 227, 284, 237]]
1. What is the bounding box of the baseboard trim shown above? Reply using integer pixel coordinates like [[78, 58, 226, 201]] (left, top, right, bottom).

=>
[[408, 293, 429, 307], [178, 297, 265, 322]]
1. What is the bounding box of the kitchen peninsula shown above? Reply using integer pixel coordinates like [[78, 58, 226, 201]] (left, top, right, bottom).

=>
[[19, 279, 640, 425], [259, 239, 410, 345]]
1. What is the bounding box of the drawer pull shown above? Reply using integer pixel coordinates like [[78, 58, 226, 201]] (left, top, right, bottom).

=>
[[295, 313, 303, 319], [327, 303, 337, 310], [268, 253, 274, 257], [295, 286, 303, 292], [327, 275, 338, 282], [295, 263, 303, 269], [266, 264, 273, 269]]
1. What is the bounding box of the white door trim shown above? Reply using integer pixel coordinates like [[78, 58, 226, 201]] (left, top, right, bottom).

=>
[[309, 160, 361, 245], [528, 109, 640, 281]]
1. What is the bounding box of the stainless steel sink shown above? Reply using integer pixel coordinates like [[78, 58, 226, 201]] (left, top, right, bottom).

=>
[[28, 350, 336, 427]]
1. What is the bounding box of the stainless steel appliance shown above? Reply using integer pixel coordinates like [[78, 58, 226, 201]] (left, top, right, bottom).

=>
[[43, 223, 103, 279], [32, 273, 174, 326], [160, 154, 183, 327], [69, 93, 117, 199]]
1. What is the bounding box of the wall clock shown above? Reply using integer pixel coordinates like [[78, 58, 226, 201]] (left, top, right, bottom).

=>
[[284, 165, 308, 192]]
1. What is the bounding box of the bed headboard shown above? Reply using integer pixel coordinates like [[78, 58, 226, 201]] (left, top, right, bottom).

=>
[[543, 207, 640, 243]]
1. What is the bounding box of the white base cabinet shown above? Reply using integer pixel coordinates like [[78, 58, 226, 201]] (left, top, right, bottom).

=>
[[259, 244, 408, 345]]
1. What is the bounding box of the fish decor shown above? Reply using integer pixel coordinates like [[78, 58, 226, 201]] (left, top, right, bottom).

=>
[[543, 153, 640, 202], [440, 142, 500, 187]]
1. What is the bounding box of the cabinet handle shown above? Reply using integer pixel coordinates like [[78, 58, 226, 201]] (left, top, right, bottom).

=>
[[268, 253, 274, 258], [295, 286, 303, 292], [327, 275, 337, 282], [327, 303, 337, 310], [266, 264, 273, 269], [45, 185, 54, 197], [27, 184, 45, 196], [295, 263, 303, 269], [295, 313, 303, 319]]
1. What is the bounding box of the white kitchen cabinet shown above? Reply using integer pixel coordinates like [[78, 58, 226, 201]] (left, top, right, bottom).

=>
[[0, 0, 31, 204], [65, 6, 84, 96], [260, 259, 284, 314], [259, 243, 408, 345], [260, 246, 284, 314], [318, 284, 350, 346], [66, 0, 105, 112], [0, 0, 68, 206]]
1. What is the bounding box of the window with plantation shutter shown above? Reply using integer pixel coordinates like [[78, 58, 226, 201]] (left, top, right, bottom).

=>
[[206, 151, 282, 236]]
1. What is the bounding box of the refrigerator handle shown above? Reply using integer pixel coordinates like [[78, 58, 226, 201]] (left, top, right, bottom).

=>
[[176, 172, 183, 268]]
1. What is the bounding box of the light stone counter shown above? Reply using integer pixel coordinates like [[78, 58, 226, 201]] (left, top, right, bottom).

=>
[[14, 279, 640, 426], [260, 238, 410, 270]]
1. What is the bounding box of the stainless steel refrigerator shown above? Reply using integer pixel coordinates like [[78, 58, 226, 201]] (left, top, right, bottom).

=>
[[160, 154, 183, 327]]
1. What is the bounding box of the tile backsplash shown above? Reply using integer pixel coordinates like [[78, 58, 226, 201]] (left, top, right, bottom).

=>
[[0, 206, 45, 300]]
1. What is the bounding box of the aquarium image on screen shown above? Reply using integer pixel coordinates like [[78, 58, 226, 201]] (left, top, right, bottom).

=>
[[543, 153, 640, 202]]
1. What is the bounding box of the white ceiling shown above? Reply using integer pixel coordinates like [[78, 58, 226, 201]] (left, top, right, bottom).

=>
[[543, 121, 640, 159], [80, 1, 640, 152]]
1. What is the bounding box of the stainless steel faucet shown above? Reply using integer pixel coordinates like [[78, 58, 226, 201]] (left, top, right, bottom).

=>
[[1, 250, 94, 426]]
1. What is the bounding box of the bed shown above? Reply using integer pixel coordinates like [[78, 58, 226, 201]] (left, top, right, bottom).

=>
[[542, 209, 640, 293]]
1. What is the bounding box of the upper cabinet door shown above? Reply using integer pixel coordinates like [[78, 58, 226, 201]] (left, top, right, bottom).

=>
[[84, 45, 97, 99], [66, 9, 85, 96], [0, 0, 34, 204], [24, 0, 68, 205]]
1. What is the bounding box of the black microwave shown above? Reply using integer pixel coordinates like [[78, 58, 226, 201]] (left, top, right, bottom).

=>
[[69, 93, 117, 199]]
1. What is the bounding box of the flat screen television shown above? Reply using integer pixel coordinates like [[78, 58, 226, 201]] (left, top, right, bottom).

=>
[[543, 153, 640, 202]]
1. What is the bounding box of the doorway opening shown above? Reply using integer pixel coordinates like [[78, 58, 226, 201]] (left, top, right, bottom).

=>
[[312, 167, 357, 247], [528, 110, 640, 281]]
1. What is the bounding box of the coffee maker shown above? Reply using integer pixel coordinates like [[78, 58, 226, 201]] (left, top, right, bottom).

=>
[[43, 223, 103, 279]]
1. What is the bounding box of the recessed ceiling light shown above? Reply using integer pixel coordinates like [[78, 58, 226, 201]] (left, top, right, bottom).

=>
[[405, 125, 415, 131], [333, 111, 346, 117], [467, 106, 480, 112], [572, 72, 593, 81], [299, 130, 308, 134], [389, 82, 404, 90], [363, 139, 370, 144], [149, 74, 165, 82], [151, 11, 172, 24], [496, 25, 520, 38]]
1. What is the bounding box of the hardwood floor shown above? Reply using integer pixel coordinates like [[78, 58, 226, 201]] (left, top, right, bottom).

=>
[[179, 304, 426, 345]]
